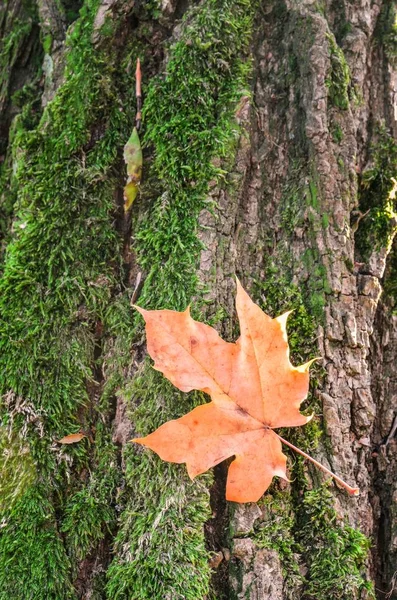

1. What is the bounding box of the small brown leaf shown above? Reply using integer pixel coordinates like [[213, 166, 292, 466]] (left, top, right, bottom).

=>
[[209, 551, 224, 569], [58, 433, 86, 444]]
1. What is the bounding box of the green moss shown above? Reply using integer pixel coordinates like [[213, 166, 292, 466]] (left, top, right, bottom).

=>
[[61, 426, 120, 565], [0, 19, 34, 102], [275, 168, 332, 320], [42, 33, 53, 55], [314, 1, 326, 16], [326, 34, 351, 110], [105, 0, 256, 597], [100, 294, 137, 405], [298, 485, 375, 599], [301, 248, 331, 316], [307, 180, 319, 209], [337, 20, 352, 40], [356, 123, 397, 260], [331, 122, 344, 143], [253, 491, 304, 596], [106, 367, 213, 600], [2, 0, 256, 591], [135, 0, 254, 311], [384, 19, 397, 61], [279, 182, 303, 235], [321, 212, 329, 227], [251, 486, 374, 600], [0, 0, 127, 434], [137, 0, 161, 20], [0, 0, 139, 594], [0, 428, 36, 512], [254, 492, 296, 557], [99, 14, 116, 38], [0, 485, 76, 600], [0, 0, 43, 242], [380, 1, 397, 62], [61, 0, 84, 25]]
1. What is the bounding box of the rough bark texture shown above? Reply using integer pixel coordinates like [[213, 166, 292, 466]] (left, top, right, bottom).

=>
[[0, 0, 396, 599]]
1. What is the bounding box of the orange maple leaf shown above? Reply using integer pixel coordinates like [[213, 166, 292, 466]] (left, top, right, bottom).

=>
[[133, 280, 359, 502]]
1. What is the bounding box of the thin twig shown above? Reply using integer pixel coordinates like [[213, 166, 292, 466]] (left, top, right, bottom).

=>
[[384, 414, 397, 447], [131, 271, 143, 305], [275, 432, 360, 496]]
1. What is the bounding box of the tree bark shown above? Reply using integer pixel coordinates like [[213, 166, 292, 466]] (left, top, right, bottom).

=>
[[0, 0, 396, 599]]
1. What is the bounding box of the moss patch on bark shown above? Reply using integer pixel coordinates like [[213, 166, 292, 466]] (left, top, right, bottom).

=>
[[0, 0, 257, 597], [0, 0, 136, 595], [106, 1, 256, 597], [325, 33, 351, 110], [251, 485, 374, 600], [356, 123, 397, 261], [106, 368, 213, 600], [135, 0, 254, 311], [298, 485, 375, 599], [249, 162, 374, 599]]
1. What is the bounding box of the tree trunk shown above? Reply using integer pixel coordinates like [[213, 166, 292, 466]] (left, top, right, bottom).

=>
[[0, 0, 396, 599]]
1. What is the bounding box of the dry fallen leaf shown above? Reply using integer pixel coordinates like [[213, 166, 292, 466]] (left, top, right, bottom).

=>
[[58, 433, 86, 444], [133, 279, 359, 502]]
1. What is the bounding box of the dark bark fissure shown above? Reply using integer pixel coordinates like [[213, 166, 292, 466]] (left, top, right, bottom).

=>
[[370, 298, 397, 599], [206, 461, 231, 600], [0, 5, 43, 152]]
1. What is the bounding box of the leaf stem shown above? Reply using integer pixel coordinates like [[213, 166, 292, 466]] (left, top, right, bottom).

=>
[[275, 433, 359, 496]]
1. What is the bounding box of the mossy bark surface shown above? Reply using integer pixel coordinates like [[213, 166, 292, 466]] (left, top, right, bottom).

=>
[[0, 0, 396, 599]]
